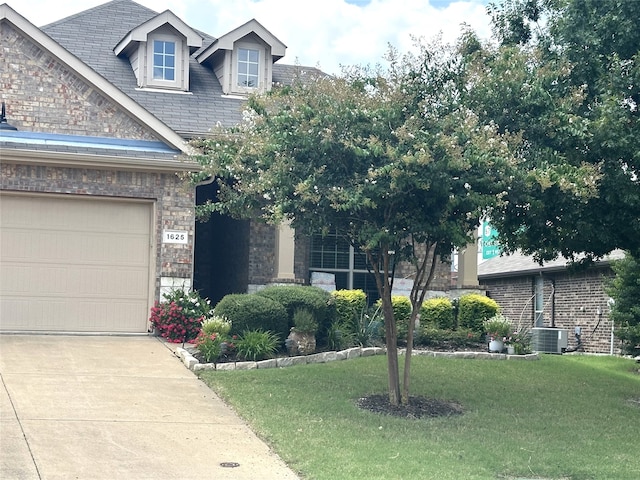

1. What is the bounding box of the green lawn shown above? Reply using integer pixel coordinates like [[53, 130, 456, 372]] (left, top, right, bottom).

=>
[[199, 355, 640, 480]]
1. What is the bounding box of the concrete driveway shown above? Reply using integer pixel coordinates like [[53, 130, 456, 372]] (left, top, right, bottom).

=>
[[0, 335, 299, 480]]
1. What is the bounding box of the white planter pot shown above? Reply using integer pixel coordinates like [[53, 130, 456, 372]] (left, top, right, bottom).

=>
[[488, 339, 504, 353], [507, 345, 515, 355]]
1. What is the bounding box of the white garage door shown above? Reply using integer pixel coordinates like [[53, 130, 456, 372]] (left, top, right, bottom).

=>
[[0, 194, 153, 333]]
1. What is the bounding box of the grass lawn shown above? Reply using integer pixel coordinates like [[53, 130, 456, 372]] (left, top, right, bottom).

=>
[[199, 354, 640, 480]]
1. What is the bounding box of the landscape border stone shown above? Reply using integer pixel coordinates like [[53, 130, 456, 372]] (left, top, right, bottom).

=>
[[175, 345, 539, 372]]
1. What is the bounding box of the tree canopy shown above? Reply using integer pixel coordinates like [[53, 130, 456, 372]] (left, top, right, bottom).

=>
[[192, 41, 519, 405], [477, 0, 640, 261]]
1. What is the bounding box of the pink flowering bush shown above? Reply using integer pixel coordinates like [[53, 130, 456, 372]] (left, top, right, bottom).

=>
[[149, 289, 212, 343]]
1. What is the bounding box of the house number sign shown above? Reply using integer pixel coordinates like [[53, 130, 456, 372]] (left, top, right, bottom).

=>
[[162, 230, 188, 244]]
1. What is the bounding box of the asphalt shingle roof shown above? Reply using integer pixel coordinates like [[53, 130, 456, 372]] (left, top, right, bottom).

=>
[[477, 250, 626, 279], [41, 0, 320, 139]]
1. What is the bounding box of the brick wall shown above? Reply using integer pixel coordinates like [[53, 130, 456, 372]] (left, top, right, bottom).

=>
[[1, 22, 158, 140], [481, 267, 618, 354], [247, 222, 277, 288]]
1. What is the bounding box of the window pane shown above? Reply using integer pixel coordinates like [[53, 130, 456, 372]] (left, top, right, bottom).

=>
[[249, 49, 259, 62], [249, 63, 259, 76], [238, 63, 247, 75], [154, 41, 163, 54], [153, 66, 163, 79], [165, 68, 175, 81], [165, 42, 175, 55]]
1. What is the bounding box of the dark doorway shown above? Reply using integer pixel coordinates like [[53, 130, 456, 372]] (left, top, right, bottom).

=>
[[193, 181, 250, 306]]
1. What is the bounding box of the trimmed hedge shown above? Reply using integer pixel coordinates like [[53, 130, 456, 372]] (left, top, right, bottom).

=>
[[256, 285, 335, 337], [417, 327, 484, 350], [420, 297, 455, 330], [457, 294, 499, 333], [214, 293, 288, 339], [332, 289, 367, 326], [376, 295, 413, 343]]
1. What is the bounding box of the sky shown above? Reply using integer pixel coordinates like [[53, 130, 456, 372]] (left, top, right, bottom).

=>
[[10, 0, 493, 75]]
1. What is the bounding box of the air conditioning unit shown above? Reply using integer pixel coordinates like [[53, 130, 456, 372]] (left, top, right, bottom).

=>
[[531, 328, 569, 354]]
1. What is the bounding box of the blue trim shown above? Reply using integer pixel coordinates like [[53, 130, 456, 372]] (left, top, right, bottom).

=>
[[0, 131, 180, 154]]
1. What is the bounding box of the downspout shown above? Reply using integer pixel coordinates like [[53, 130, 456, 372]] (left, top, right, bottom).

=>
[[550, 278, 556, 328]]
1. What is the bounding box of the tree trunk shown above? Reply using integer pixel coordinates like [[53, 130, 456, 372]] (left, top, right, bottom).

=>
[[382, 294, 401, 406]]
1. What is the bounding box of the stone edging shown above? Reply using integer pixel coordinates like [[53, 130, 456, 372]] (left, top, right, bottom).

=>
[[174, 346, 539, 372]]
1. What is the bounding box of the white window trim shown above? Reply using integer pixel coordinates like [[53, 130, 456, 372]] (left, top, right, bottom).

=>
[[231, 42, 266, 95], [146, 33, 183, 90]]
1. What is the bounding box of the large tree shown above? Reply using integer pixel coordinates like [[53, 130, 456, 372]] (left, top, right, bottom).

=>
[[192, 42, 518, 405], [472, 0, 640, 262]]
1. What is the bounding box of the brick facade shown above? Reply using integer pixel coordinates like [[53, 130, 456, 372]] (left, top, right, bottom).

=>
[[1, 22, 158, 140], [481, 268, 618, 354]]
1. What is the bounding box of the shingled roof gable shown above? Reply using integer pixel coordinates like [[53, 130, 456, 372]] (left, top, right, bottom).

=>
[[114, 10, 203, 57], [37, 0, 310, 138], [1, 2, 187, 151]]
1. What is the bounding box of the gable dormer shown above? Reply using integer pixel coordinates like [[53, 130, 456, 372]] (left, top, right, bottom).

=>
[[196, 19, 286, 96], [114, 10, 202, 92]]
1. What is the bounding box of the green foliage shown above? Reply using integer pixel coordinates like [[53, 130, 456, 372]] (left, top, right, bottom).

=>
[[194, 331, 224, 363], [483, 313, 512, 339], [420, 297, 455, 330], [255, 285, 335, 337], [292, 308, 318, 335], [331, 289, 367, 325], [457, 294, 500, 333], [351, 305, 384, 348], [477, 0, 640, 261], [607, 253, 640, 356], [191, 37, 520, 404], [325, 319, 355, 351], [214, 294, 288, 338], [235, 330, 280, 361], [201, 315, 232, 336], [416, 327, 484, 350]]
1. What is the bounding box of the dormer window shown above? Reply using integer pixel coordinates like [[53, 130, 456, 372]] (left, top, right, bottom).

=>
[[196, 19, 287, 97], [237, 47, 259, 88], [153, 40, 176, 81], [113, 10, 202, 93]]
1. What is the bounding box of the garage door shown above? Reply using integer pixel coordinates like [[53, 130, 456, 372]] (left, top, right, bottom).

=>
[[0, 194, 153, 333]]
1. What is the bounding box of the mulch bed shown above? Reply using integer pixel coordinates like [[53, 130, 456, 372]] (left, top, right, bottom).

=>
[[356, 394, 463, 419]]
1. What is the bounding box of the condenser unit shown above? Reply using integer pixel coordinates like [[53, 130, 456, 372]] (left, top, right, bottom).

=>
[[531, 327, 569, 354]]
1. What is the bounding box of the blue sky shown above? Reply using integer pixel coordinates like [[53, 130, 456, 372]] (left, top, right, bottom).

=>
[[13, 0, 493, 75]]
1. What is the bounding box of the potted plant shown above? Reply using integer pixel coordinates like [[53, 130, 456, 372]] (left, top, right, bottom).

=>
[[483, 314, 512, 353], [286, 308, 318, 355]]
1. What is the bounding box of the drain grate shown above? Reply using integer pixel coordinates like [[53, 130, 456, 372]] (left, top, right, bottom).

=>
[[220, 462, 240, 468]]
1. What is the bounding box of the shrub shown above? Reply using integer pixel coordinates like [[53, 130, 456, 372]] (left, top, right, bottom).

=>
[[194, 331, 224, 363], [483, 314, 512, 340], [457, 294, 499, 333], [149, 289, 212, 343], [235, 329, 280, 361], [325, 319, 355, 350], [292, 308, 318, 334], [201, 315, 232, 336], [376, 295, 412, 343], [352, 304, 384, 347], [256, 285, 335, 338], [332, 289, 367, 325], [420, 297, 455, 330], [417, 327, 484, 350], [214, 294, 288, 338]]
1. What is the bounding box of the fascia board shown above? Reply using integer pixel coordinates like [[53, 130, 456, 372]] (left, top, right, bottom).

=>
[[1, 147, 201, 173]]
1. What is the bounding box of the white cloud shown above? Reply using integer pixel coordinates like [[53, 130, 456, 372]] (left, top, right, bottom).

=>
[[9, 0, 491, 74]]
